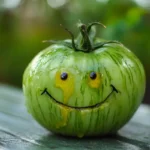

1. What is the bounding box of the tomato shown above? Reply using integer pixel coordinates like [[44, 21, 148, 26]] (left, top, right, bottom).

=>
[[23, 22, 145, 137]]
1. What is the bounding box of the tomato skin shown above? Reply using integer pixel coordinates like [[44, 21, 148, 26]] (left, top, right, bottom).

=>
[[23, 23, 145, 137]]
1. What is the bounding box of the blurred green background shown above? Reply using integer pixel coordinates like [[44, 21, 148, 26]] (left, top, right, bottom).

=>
[[0, 0, 149, 103]]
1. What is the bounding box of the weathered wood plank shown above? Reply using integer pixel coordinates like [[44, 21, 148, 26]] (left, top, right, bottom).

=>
[[0, 84, 150, 150]]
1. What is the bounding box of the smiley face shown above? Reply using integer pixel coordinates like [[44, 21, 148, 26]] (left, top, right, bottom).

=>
[[41, 70, 118, 109]]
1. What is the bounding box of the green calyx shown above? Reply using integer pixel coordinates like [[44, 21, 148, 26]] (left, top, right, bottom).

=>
[[44, 22, 120, 52]]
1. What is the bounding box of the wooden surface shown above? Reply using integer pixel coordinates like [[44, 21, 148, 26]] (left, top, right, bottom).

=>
[[0, 84, 150, 150]]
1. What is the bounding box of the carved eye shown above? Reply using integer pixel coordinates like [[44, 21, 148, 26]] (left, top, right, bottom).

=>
[[60, 72, 68, 80], [90, 72, 97, 80]]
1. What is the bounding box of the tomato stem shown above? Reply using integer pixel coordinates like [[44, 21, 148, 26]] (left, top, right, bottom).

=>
[[78, 22, 106, 52], [79, 24, 92, 51]]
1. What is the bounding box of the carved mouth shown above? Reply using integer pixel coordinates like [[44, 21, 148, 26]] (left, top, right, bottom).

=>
[[41, 85, 118, 110]]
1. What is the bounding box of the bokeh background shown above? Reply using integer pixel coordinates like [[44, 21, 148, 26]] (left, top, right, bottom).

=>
[[0, 0, 149, 103]]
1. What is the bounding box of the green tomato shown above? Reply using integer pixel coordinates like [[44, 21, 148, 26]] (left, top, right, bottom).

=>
[[23, 22, 145, 138]]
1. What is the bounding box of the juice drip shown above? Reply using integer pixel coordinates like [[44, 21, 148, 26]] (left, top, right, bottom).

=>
[[56, 108, 70, 129]]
